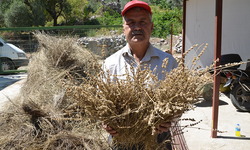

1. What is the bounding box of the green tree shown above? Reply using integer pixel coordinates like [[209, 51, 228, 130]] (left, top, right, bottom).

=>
[[61, 0, 100, 25], [0, 0, 15, 27], [0, 0, 13, 13], [24, 0, 46, 26], [0, 11, 4, 27], [167, 0, 183, 9], [152, 7, 183, 37], [150, 0, 182, 9], [61, 0, 82, 25], [1, 0, 46, 27], [39, 0, 71, 26], [150, 0, 170, 9], [4, 1, 32, 27], [87, 0, 101, 13], [97, 10, 122, 25]]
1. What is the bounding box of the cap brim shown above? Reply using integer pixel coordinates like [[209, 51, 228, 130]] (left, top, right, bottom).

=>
[[121, 1, 152, 16]]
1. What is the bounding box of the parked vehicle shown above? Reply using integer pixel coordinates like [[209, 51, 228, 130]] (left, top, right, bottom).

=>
[[220, 54, 250, 112], [0, 37, 29, 71]]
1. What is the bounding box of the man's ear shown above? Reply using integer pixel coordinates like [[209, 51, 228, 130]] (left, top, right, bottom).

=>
[[151, 22, 154, 33], [123, 24, 125, 33]]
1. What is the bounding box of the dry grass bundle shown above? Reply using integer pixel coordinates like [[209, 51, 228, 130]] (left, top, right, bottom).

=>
[[0, 101, 103, 150], [0, 32, 107, 149], [64, 44, 214, 149], [21, 32, 99, 107], [0, 101, 104, 150]]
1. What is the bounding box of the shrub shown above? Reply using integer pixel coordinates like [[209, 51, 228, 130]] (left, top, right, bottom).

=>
[[152, 6, 183, 38], [4, 1, 32, 27], [97, 10, 123, 26]]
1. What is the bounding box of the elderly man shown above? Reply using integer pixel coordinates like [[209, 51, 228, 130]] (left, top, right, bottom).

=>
[[102, 0, 178, 149]]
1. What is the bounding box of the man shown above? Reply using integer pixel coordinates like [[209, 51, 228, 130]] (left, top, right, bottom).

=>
[[102, 0, 178, 149]]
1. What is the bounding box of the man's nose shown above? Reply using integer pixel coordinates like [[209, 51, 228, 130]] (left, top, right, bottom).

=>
[[134, 22, 141, 30]]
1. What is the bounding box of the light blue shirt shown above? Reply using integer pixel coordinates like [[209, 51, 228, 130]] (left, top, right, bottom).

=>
[[103, 43, 178, 81]]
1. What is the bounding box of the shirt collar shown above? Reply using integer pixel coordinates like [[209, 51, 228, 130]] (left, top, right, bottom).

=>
[[122, 43, 159, 62], [122, 44, 132, 57]]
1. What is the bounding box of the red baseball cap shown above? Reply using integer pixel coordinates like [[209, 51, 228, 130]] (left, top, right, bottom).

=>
[[121, 0, 152, 16]]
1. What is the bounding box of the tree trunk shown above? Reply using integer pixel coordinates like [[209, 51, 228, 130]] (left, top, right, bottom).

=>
[[53, 17, 58, 26]]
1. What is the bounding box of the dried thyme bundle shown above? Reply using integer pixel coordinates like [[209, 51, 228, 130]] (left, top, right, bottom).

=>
[[0, 32, 106, 150], [64, 44, 214, 149]]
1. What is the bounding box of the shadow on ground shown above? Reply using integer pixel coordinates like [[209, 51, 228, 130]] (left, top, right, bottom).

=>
[[0, 74, 24, 91], [195, 99, 228, 107], [217, 135, 250, 140], [223, 92, 231, 98]]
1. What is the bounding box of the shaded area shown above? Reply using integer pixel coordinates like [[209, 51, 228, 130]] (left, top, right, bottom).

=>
[[236, 110, 250, 114], [222, 92, 250, 113], [0, 73, 27, 91], [217, 135, 250, 140], [223, 92, 231, 98], [195, 99, 228, 107]]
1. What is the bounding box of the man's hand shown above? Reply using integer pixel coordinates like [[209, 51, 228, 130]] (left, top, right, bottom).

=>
[[102, 123, 119, 136], [155, 122, 171, 134]]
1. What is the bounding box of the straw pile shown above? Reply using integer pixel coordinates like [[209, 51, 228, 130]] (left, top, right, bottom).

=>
[[0, 32, 107, 149], [1, 31, 228, 149], [64, 44, 214, 149]]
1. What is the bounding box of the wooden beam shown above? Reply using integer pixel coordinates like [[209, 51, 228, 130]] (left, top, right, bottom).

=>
[[212, 0, 223, 138], [182, 0, 187, 58]]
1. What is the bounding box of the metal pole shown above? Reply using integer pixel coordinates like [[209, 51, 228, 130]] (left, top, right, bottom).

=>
[[212, 0, 223, 138], [29, 33, 32, 53], [182, 0, 187, 58], [171, 23, 173, 55], [0, 57, 2, 74]]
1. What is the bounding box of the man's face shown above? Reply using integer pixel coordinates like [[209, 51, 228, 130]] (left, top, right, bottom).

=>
[[123, 8, 153, 45]]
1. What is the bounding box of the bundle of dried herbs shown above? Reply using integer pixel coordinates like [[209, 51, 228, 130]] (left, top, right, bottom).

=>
[[64, 44, 214, 149], [0, 32, 106, 150]]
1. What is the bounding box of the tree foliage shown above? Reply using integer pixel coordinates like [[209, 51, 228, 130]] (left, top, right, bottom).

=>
[[64, 0, 86, 25], [0, 12, 4, 28], [0, 0, 13, 27], [38, 0, 71, 26], [152, 7, 183, 37], [167, 0, 183, 9], [1, 0, 72, 27], [97, 10, 123, 26], [0, 0, 13, 13], [150, 0, 182, 9], [0, 0, 183, 37], [2, 0, 46, 27], [24, 0, 46, 26], [4, 1, 32, 27]]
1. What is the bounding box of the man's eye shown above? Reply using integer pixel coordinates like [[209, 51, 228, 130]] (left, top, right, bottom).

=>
[[127, 22, 134, 25]]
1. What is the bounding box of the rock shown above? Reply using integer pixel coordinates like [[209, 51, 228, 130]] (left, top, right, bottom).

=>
[[107, 42, 111, 47], [77, 34, 127, 57], [174, 36, 182, 53], [102, 1, 121, 14], [156, 43, 161, 46]]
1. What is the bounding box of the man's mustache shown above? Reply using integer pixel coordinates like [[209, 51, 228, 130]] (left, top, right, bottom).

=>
[[132, 30, 144, 35]]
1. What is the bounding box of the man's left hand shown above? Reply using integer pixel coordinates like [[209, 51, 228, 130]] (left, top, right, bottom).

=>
[[155, 122, 171, 134]]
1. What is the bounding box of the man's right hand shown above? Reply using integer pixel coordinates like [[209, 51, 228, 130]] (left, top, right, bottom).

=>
[[102, 124, 119, 136]]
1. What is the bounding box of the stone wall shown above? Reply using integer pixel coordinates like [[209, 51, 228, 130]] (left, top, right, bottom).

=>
[[101, 0, 121, 14], [77, 34, 126, 58]]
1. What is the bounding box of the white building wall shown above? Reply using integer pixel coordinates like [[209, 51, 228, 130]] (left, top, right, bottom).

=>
[[185, 0, 250, 70]]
